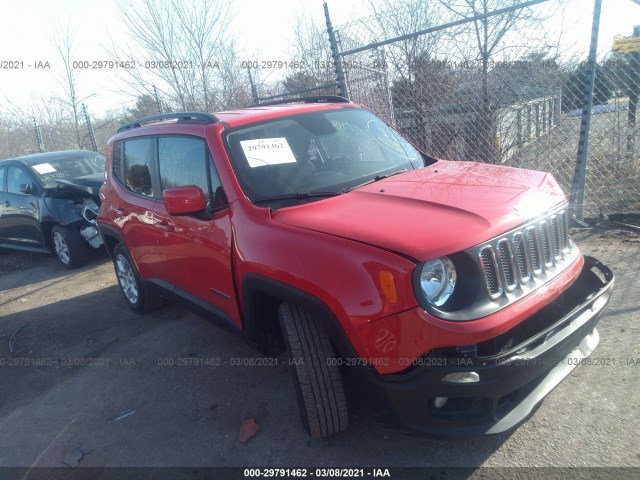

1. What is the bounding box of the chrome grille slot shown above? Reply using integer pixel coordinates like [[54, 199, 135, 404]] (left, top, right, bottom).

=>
[[479, 246, 502, 299], [497, 239, 517, 291], [526, 226, 542, 273], [540, 220, 554, 267], [475, 208, 573, 301], [513, 232, 531, 283], [550, 215, 561, 259], [558, 211, 569, 251]]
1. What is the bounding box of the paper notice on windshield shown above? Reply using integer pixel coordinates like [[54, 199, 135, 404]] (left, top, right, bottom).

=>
[[240, 138, 297, 168], [32, 163, 56, 174]]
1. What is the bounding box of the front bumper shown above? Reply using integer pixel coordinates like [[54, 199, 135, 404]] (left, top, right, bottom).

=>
[[367, 256, 614, 437]]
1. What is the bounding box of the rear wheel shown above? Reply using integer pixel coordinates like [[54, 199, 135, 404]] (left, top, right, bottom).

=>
[[52, 225, 87, 269], [277, 302, 348, 438], [112, 243, 163, 313]]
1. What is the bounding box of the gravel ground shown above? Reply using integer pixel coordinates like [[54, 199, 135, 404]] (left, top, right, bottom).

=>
[[0, 227, 638, 474]]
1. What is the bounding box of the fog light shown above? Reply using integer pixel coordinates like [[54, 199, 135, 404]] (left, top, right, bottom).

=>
[[442, 372, 480, 383], [433, 397, 448, 409]]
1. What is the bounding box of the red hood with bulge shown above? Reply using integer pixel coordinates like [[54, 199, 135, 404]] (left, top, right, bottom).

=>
[[271, 160, 567, 261]]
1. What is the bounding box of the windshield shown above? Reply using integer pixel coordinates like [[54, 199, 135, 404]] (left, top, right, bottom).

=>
[[29, 153, 105, 186], [224, 108, 425, 203]]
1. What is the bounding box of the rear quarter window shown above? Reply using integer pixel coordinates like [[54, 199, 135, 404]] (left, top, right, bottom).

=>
[[112, 142, 123, 184], [122, 138, 154, 196]]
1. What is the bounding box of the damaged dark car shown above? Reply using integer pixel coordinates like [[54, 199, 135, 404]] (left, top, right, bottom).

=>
[[0, 150, 105, 268]]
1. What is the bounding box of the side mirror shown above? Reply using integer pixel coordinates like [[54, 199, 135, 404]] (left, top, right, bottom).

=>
[[19, 184, 34, 195], [163, 185, 206, 215]]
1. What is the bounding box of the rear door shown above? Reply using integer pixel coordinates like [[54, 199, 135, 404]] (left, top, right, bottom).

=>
[[110, 138, 167, 280], [152, 135, 240, 326]]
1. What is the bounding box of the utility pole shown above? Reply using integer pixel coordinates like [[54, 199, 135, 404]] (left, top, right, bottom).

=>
[[153, 85, 164, 114], [82, 103, 98, 152], [247, 67, 259, 104], [33, 117, 45, 153]]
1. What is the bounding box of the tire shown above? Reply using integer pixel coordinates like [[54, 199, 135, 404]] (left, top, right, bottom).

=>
[[52, 225, 88, 269], [112, 243, 163, 313], [277, 302, 348, 438]]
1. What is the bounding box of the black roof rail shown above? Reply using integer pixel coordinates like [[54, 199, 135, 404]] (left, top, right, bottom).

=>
[[254, 95, 350, 107], [117, 112, 219, 133]]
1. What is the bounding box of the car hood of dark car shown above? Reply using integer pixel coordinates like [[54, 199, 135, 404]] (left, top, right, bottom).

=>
[[52, 172, 104, 198]]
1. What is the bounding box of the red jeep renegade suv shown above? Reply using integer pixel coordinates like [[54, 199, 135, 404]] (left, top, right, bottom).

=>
[[98, 96, 614, 438]]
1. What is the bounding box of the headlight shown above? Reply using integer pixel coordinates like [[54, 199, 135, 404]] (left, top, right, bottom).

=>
[[418, 257, 456, 307]]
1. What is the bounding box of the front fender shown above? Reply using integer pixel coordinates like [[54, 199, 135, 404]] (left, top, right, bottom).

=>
[[232, 202, 418, 352]]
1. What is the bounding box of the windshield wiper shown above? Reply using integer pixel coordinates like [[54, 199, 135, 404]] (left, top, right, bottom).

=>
[[347, 168, 408, 192], [253, 191, 344, 204]]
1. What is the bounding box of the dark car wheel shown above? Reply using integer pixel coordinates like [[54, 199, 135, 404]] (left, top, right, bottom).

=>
[[112, 243, 163, 313], [278, 302, 349, 438], [52, 225, 88, 269]]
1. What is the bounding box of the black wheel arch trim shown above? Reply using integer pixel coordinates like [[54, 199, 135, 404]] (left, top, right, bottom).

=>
[[97, 224, 127, 258], [241, 273, 360, 361]]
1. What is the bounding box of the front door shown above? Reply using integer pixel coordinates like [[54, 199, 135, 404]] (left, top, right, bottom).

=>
[[0, 165, 42, 248], [152, 136, 240, 327]]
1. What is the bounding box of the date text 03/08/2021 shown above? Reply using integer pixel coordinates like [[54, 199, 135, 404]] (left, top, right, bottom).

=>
[[243, 468, 391, 478]]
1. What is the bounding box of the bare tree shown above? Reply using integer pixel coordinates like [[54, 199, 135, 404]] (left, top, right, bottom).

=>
[[124, 94, 160, 123], [288, 11, 335, 91], [50, 22, 83, 148], [1, 96, 84, 156], [437, 0, 547, 162], [215, 41, 253, 109], [0, 113, 33, 158], [351, 0, 452, 148], [108, 0, 240, 111], [0, 95, 127, 157], [363, 0, 448, 82]]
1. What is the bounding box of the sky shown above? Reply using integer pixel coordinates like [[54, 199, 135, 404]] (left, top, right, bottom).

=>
[[0, 0, 638, 117], [0, 0, 367, 115]]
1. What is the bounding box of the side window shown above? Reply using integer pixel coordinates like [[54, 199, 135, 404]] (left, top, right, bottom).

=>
[[7, 166, 35, 195], [0, 167, 5, 192], [158, 136, 223, 202], [123, 138, 154, 196], [112, 142, 123, 184]]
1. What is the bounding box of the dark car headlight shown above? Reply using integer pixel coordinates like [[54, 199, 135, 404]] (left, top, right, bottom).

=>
[[417, 257, 457, 307]]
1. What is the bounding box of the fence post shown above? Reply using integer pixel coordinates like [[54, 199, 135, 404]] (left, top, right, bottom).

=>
[[324, 1, 348, 98], [82, 104, 98, 152], [569, 0, 602, 222], [626, 25, 640, 162]]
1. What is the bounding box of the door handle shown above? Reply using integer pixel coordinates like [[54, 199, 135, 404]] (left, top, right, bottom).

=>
[[2, 201, 10, 207], [154, 220, 174, 232]]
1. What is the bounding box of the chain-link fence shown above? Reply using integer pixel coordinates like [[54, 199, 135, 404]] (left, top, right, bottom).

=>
[[328, 0, 640, 220]]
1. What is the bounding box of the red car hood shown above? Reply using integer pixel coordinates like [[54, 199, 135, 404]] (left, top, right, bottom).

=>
[[271, 160, 567, 260]]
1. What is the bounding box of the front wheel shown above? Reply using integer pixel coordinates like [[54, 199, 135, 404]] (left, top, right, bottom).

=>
[[278, 302, 348, 438], [112, 243, 163, 313], [52, 225, 87, 269]]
